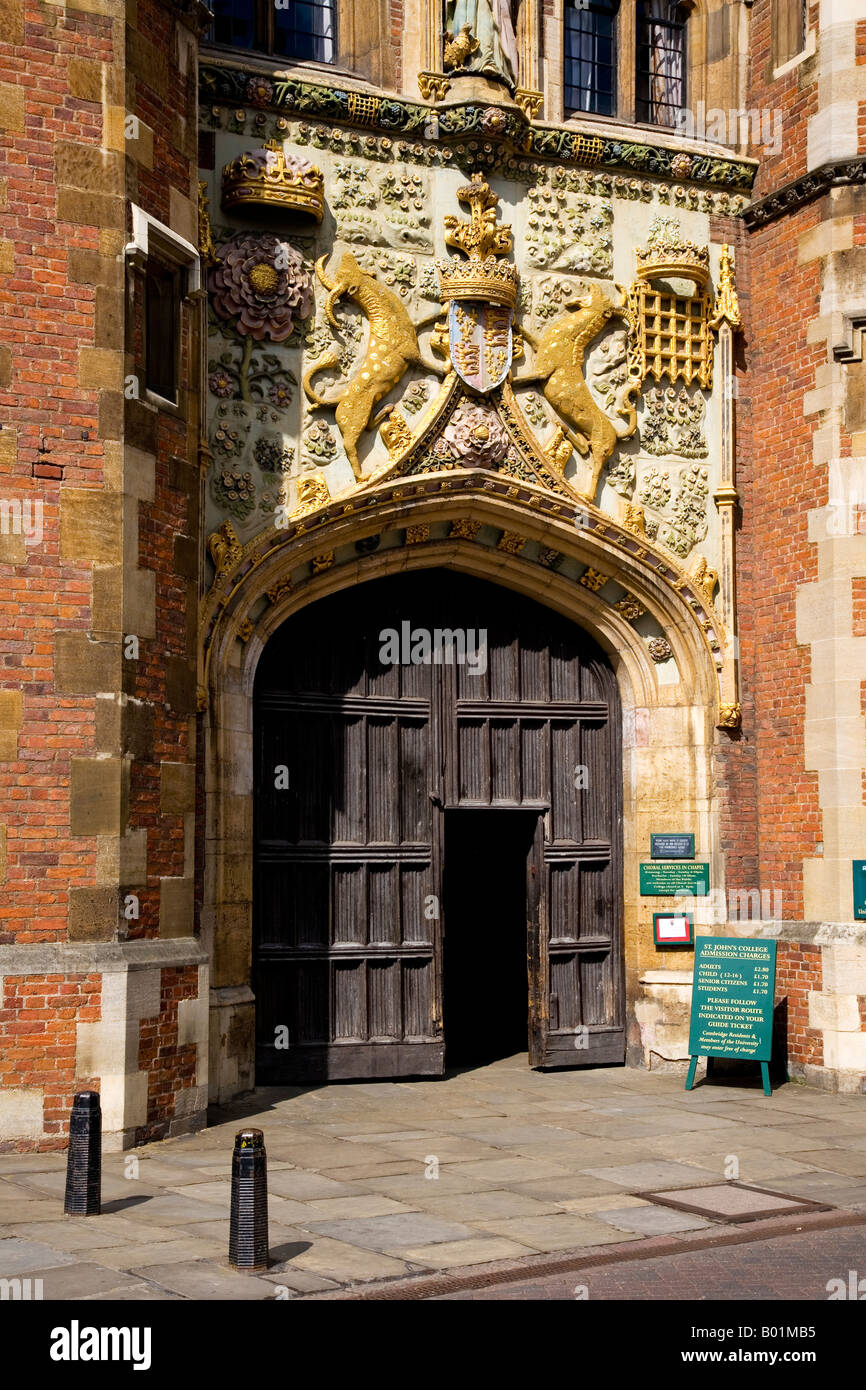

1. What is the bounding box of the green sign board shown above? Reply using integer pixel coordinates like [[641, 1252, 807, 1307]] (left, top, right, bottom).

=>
[[640, 862, 709, 896], [651, 833, 695, 860], [854, 861, 866, 921], [686, 937, 777, 1095]]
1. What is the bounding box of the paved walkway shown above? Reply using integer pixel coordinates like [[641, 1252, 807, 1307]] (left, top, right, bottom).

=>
[[1, 1056, 865, 1299]]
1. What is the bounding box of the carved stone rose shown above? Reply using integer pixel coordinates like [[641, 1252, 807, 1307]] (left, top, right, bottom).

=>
[[439, 401, 510, 468], [209, 232, 313, 342]]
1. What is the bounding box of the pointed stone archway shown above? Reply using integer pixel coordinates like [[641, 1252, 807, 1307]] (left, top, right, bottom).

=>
[[199, 473, 730, 1101]]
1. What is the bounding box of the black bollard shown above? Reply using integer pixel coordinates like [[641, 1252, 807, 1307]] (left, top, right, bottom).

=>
[[64, 1091, 102, 1216], [229, 1128, 269, 1272]]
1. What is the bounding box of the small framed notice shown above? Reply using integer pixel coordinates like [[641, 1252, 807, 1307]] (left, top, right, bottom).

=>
[[651, 833, 695, 860], [653, 912, 693, 946], [854, 861, 866, 921]]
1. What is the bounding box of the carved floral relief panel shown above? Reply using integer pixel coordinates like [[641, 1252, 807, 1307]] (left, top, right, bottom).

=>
[[200, 112, 736, 593]]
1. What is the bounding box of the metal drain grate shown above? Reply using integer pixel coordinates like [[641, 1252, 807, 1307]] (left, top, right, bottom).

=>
[[636, 1182, 832, 1224]]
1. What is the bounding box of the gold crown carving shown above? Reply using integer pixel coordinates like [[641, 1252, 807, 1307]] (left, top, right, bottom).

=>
[[436, 172, 518, 309], [635, 216, 710, 287], [437, 255, 519, 309], [221, 142, 325, 222]]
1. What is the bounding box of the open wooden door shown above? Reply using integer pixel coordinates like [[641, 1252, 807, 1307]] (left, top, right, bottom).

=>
[[443, 588, 625, 1069]]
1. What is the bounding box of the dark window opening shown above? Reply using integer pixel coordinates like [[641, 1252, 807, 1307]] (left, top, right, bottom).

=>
[[636, 0, 688, 129], [565, 0, 618, 118], [145, 259, 181, 403], [208, 0, 336, 63]]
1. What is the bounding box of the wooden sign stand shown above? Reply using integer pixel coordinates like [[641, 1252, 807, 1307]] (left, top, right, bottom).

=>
[[685, 937, 778, 1098]]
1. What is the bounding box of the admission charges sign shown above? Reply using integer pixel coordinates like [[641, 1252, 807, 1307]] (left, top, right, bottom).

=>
[[686, 937, 777, 1095]]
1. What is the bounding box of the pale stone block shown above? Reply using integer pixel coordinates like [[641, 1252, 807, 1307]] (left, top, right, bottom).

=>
[[819, 1, 863, 25], [804, 383, 842, 416], [805, 677, 864, 723], [78, 346, 124, 391], [808, 990, 861, 1031], [817, 805, 866, 856], [159, 876, 195, 938], [173, 1083, 208, 1118], [817, 766, 865, 810], [645, 705, 690, 746], [76, 1017, 129, 1076], [808, 104, 859, 170], [124, 446, 156, 502], [161, 762, 195, 816], [60, 490, 123, 564], [126, 967, 161, 1022], [807, 314, 835, 344], [168, 186, 196, 246], [0, 689, 22, 732], [802, 713, 866, 770], [819, 66, 866, 108], [814, 360, 845, 391], [822, 1029, 866, 1072], [798, 217, 853, 265], [822, 942, 866, 993], [123, 565, 156, 639], [803, 857, 853, 921], [0, 1087, 44, 1139], [98, 1070, 149, 1135], [797, 581, 861, 643], [0, 83, 24, 133]]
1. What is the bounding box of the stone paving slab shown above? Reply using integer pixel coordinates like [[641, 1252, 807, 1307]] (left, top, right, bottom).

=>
[[0, 1154, 67, 1174], [592, 1205, 712, 1235], [0, 1237, 80, 1274], [470, 1214, 640, 1253], [130, 1260, 276, 1300], [303, 1212, 479, 1252], [795, 1147, 866, 1176], [416, 1189, 565, 1221], [285, 1237, 418, 1282], [394, 1236, 534, 1268], [0, 1198, 62, 1224], [4, 1056, 866, 1297], [580, 1159, 719, 1189], [108, 1194, 228, 1225], [26, 1262, 153, 1298], [266, 1171, 370, 1200], [84, 1236, 228, 1270]]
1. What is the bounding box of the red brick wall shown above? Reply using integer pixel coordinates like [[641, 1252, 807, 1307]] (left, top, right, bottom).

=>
[[739, 207, 824, 919], [0, 973, 101, 1152], [137, 965, 199, 1143], [0, 0, 204, 1147], [748, 0, 819, 199], [0, 1, 117, 943], [775, 943, 823, 1071]]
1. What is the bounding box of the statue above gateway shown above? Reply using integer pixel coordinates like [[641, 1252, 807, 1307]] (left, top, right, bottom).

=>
[[444, 0, 519, 89]]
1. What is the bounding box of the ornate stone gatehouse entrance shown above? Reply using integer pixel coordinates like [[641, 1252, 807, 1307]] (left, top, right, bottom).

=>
[[199, 171, 735, 1102]]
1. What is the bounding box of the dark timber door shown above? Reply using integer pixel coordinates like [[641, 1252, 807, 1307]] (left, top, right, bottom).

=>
[[254, 569, 623, 1081]]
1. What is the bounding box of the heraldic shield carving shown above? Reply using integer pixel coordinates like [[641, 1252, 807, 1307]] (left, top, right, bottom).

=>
[[437, 174, 519, 393]]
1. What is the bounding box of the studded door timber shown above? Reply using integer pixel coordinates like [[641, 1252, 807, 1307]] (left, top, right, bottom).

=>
[[254, 570, 623, 1081]]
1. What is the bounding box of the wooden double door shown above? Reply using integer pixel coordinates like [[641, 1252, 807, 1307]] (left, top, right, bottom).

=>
[[254, 568, 623, 1082]]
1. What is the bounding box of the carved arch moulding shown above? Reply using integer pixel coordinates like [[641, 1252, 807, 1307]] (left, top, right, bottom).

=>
[[199, 472, 734, 730]]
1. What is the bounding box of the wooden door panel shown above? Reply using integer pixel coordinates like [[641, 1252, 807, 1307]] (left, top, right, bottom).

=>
[[255, 569, 623, 1081]]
